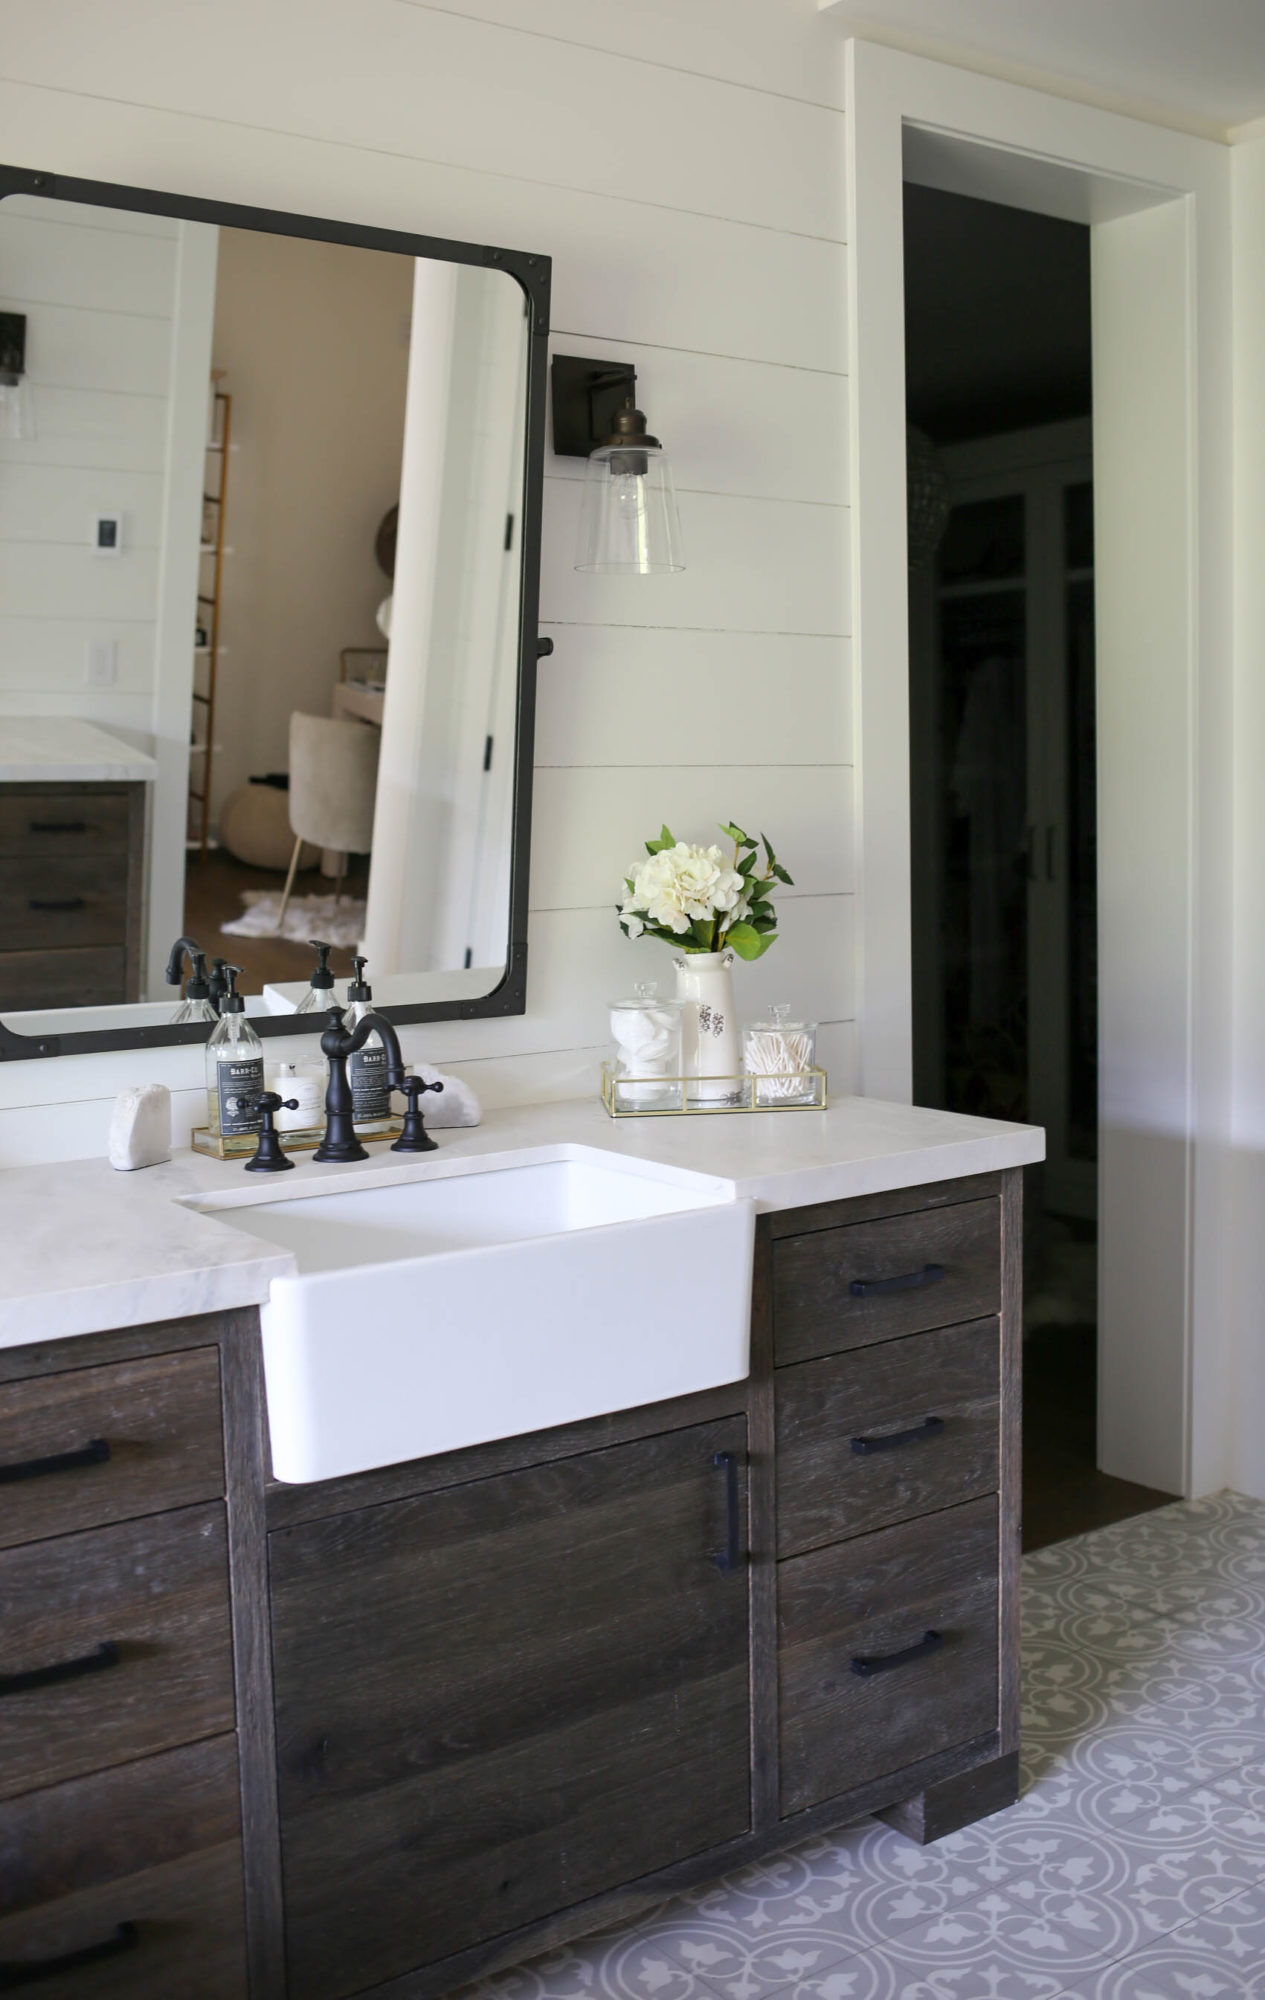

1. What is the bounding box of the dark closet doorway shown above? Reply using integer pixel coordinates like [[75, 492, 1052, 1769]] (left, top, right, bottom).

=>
[[903, 183, 1177, 1550]]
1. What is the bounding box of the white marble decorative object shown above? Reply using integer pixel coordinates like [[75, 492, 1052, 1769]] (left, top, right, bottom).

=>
[[108, 1084, 172, 1171], [411, 1064, 480, 1128]]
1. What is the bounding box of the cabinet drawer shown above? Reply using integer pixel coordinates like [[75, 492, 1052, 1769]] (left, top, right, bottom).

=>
[[0, 855, 128, 951], [776, 1320, 1000, 1558], [0, 1735, 244, 1997], [0, 790, 132, 858], [778, 1497, 998, 1815], [0, 1350, 224, 1551], [0, 945, 127, 1012], [0, 1505, 234, 1800], [773, 1198, 1000, 1365]]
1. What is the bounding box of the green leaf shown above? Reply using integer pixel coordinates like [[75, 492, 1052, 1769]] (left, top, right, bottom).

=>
[[771, 862, 794, 885], [719, 820, 749, 845], [726, 920, 775, 961], [691, 917, 714, 949], [738, 851, 758, 875], [751, 914, 778, 933], [660, 823, 675, 847]]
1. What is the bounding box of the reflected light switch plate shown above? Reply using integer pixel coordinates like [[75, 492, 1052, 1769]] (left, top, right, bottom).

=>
[[85, 640, 118, 687]]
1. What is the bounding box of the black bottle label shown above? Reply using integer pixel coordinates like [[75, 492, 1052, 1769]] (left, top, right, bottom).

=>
[[349, 1044, 390, 1121], [216, 1055, 265, 1135]]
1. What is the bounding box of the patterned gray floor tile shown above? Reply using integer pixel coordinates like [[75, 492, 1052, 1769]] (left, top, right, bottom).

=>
[[1054, 1881, 1265, 1998], [456, 1927, 729, 2000]]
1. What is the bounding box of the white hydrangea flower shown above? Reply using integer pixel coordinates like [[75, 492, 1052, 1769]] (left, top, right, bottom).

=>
[[620, 842, 746, 938]]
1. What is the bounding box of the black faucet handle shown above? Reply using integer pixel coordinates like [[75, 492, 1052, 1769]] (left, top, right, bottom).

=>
[[245, 1092, 299, 1174], [392, 1074, 444, 1155]]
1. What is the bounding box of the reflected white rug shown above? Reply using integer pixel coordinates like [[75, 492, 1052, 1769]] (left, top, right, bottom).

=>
[[220, 891, 366, 947]]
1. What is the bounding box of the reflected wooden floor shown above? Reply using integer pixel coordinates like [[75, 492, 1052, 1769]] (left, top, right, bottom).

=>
[[181, 848, 367, 998]]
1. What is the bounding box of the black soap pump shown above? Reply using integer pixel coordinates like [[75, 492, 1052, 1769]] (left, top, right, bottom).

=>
[[295, 939, 336, 1015], [167, 940, 217, 1026], [343, 955, 392, 1131]]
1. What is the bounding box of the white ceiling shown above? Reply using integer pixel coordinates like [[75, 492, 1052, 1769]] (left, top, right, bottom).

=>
[[819, 0, 1265, 138]]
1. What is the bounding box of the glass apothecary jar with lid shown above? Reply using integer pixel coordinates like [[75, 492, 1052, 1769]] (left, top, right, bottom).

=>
[[608, 982, 684, 1110], [743, 1005, 818, 1107]]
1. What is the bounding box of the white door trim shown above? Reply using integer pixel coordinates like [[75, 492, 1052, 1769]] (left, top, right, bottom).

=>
[[843, 38, 1234, 1496]]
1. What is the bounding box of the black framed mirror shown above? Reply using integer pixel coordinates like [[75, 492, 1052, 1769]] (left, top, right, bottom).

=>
[[0, 163, 549, 1061]]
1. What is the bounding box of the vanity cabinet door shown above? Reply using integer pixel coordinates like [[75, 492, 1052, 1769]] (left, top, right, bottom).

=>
[[269, 1417, 750, 2000]]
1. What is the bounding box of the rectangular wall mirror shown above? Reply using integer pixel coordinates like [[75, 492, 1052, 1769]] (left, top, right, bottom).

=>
[[0, 166, 548, 1060]]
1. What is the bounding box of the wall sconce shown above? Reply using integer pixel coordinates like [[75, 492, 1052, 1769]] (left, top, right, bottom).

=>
[[0, 314, 35, 441], [551, 354, 684, 575]]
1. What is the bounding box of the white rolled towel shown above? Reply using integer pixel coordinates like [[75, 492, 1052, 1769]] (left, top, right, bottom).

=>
[[404, 1063, 481, 1128]]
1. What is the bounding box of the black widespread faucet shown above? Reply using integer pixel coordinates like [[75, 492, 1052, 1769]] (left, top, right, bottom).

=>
[[313, 1006, 442, 1162]]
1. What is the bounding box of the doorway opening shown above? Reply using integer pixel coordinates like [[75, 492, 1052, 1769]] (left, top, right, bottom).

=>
[[902, 182, 1178, 1550]]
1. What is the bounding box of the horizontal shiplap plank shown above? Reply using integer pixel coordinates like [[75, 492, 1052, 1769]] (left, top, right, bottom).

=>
[[0, 623, 157, 692], [6, 194, 180, 238], [0, 464, 164, 550], [0, 386, 170, 472], [541, 481, 849, 635], [0, 209, 177, 317], [0, 86, 848, 375], [0, 1, 844, 239], [24, 303, 173, 398], [396, 0, 848, 111], [535, 628, 852, 769], [0, 544, 160, 621], [530, 765, 853, 908], [547, 334, 848, 506]]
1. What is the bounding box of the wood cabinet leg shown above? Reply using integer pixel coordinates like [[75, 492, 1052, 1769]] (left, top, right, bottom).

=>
[[877, 1751, 1019, 1845]]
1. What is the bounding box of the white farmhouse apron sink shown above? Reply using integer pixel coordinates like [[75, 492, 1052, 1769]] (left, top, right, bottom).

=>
[[201, 1150, 754, 1483]]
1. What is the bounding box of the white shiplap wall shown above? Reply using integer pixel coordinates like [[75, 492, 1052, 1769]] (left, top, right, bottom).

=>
[[0, 0, 854, 1164], [0, 197, 179, 741]]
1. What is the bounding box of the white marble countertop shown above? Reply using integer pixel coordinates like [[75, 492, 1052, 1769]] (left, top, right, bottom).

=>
[[0, 1095, 1044, 1349], [0, 717, 157, 784]]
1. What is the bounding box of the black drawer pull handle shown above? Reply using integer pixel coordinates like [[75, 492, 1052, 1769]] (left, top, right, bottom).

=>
[[0, 1920, 138, 1986], [851, 1416, 945, 1456], [713, 1449, 742, 1573], [26, 819, 88, 835], [26, 897, 85, 912], [851, 1630, 943, 1678], [849, 1262, 945, 1299], [0, 1437, 110, 1485], [0, 1640, 120, 1698]]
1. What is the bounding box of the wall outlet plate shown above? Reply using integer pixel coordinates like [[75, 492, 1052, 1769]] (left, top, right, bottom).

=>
[[85, 639, 118, 687], [92, 512, 122, 555]]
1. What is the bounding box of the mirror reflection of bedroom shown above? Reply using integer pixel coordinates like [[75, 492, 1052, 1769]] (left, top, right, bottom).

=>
[[185, 227, 409, 993]]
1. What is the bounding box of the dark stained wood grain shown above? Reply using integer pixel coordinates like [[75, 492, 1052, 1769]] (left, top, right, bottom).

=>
[[270, 1419, 751, 2000], [0, 1348, 224, 1551], [878, 1750, 1019, 1846], [0, 853, 129, 951], [0, 1503, 235, 1799], [773, 1197, 1001, 1365], [0, 1735, 240, 1915], [747, 1215, 780, 1833], [0, 1840, 246, 1998], [775, 1318, 1000, 1557], [0, 787, 134, 856], [768, 1173, 1002, 1239], [998, 1166, 1024, 1754], [777, 1497, 999, 1815], [0, 946, 129, 1011]]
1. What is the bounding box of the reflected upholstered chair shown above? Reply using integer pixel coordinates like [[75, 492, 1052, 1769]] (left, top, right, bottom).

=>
[[277, 712, 380, 928]]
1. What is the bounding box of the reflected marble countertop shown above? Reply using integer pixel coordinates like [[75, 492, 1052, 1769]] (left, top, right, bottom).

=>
[[0, 717, 158, 783], [0, 1095, 1044, 1350]]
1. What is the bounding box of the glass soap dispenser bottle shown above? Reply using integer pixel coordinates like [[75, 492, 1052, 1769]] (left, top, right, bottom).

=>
[[205, 966, 266, 1142], [295, 938, 336, 1014], [343, 955, 395, 1135], [170, 950, 218, 1026]]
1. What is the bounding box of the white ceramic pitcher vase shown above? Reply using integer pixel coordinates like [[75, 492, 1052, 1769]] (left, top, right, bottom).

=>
[[673, 949, 741, 1106]]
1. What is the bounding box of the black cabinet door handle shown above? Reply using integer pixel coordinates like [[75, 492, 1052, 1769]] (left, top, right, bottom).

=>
[[851, 1630, 943, 1678], [26, 897, 85, 913], [0, 1921, 138, 1987], [0, 1437, 110, 1485], [849, 1262, 945, 1299], [26, 819, 87, 835], [0, 1640, 120, 1699], [713, 1450, 742, 1573], [851, 1416, 945, 1456]]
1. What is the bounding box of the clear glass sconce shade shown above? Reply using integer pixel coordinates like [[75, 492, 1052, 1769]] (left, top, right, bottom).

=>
[[575, 440, 685, 574], [0, 377, 35, 442]]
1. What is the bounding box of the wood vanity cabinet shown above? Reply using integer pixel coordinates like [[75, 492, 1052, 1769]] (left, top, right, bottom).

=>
[[0, 781, 147, 1011], [0, 1166, 1021, 2000]]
